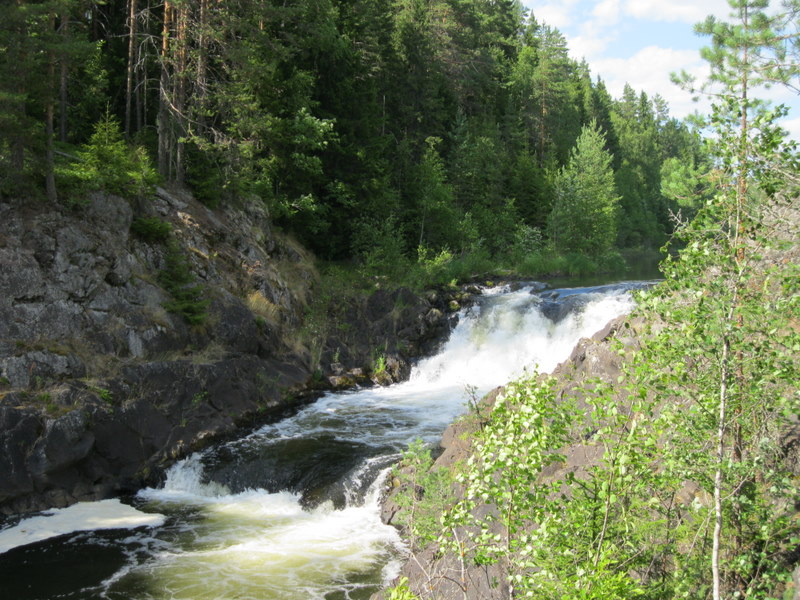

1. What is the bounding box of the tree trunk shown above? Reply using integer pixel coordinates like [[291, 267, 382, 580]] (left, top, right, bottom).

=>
[[59, 13, 69, 143], [158, 0, 173, 179], [712, 333, 730, 600], [174, 1, 187, 185], [125, 0, 138, 136]]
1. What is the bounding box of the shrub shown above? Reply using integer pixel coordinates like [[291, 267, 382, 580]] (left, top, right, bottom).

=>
[[414, 245, 455, 287], [158, 242, 209, 325], [130, 217, 172, 243], [60, 113, 158, 202], [511, 224, 544, 261], [387, 577, 420, 600]]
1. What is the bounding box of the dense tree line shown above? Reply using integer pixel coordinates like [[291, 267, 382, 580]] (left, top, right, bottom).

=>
[[0, 0, 705, 265]]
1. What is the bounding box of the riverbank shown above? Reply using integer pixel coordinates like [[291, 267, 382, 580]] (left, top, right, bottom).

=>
[[0, 191, 464, 516]]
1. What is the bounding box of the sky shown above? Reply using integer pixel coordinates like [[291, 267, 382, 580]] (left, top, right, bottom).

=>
[[520, 0, 800, 140]]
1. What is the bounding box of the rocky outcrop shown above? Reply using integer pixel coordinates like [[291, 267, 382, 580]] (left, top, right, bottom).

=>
[[0, 356, 310, 514], [315, 285, 472, 389], [0, 190, 320, 514], [0, 191, 460, 515]]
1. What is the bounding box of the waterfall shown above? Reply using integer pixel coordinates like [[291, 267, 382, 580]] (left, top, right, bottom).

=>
[[0, 281, 650, 600]]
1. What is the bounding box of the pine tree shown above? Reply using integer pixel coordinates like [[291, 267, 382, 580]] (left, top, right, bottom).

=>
[[511, 23, 581, 167], [549, 121, 620, 255]]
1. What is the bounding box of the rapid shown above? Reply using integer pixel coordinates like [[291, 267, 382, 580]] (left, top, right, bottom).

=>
[[0, 281, 652, 600]]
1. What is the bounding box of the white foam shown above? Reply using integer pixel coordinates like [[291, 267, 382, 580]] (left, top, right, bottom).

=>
[[137, 453, 232, 502], [120, 466, 404, 600], [0, 499, 165, 554], [408, 285, 635, 392]]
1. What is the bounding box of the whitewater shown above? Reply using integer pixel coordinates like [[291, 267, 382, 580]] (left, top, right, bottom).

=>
[[0, 281, 649, 599]]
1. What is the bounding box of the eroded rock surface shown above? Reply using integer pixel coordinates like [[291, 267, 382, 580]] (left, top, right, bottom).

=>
[[0, 191, 459, 515]]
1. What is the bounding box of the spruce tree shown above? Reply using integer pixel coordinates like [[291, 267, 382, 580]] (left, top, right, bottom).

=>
[[549, 120, 620, 255]]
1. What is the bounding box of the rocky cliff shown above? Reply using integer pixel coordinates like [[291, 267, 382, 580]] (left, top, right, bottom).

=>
[[0, 191, 454, 515]]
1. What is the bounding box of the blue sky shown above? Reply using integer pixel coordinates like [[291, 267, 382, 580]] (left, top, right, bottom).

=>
[[520, 0, 800, 139]]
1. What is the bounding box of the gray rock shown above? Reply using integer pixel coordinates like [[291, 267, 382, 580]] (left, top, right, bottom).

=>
[[30, 409, 95, 476], [0, 191, 322, 514], [0, 190, 454, 517]]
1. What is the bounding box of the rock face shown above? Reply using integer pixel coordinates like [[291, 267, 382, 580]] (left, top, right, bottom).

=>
[[0, 191, 318, 514], [0, 191, 459, 515], [315, 286, 464, 389]]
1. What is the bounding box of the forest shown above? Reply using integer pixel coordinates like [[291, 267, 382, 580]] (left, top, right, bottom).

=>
[[0, 0, 707, 278]]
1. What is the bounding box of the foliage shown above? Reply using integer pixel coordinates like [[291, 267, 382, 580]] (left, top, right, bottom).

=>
[[510, 224, 544, 261], [413, 246, 457, 287], [408, 137, 462, 252], [60, 114, 158, 202], [394, 439, 454, 550], [1, 0, 705, 261], [88, 384, 114, 405], [354, 215, 411, 281], [372, 354, 387, 376], [157, 242, 209, 326], [130, 217, 172, 243], [439, 376, 583, 595], [386, 577, 420, 600], [549, 121, 620, 255], [659, 156, 711, 218]]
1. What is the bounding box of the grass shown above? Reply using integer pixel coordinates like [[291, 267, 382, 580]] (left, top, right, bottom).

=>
[[246, 290, 281, 324], [88, 384, 114, 404]]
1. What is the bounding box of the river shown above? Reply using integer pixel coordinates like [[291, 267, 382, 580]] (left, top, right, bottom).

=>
[[0, 280, 653, 600]]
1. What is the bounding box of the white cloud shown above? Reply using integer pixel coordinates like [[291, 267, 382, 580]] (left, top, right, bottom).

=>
[[528, 0, 582, 29], [588, 46, 710, 117], [567, 31, 615, 62], [622, 0, 731, 23], [564, 9, 621, 63], [592, 0, 622, 25], [779, 116, 800, 142]]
